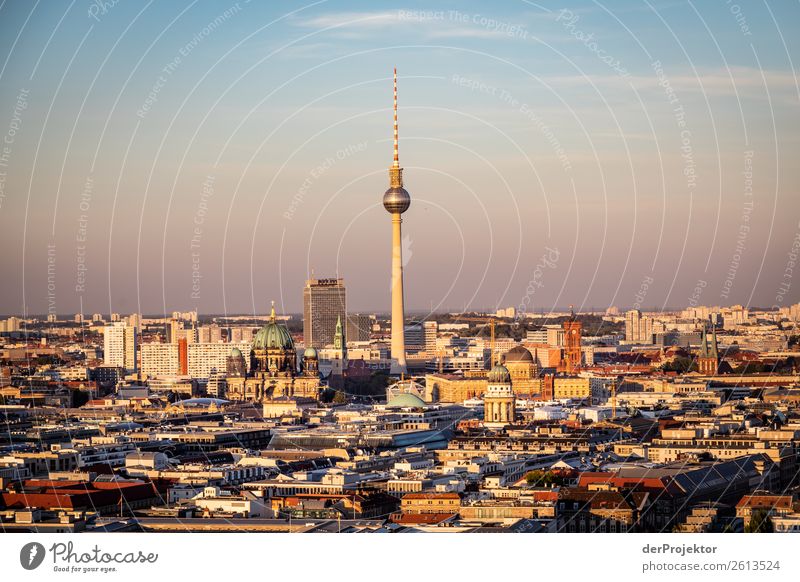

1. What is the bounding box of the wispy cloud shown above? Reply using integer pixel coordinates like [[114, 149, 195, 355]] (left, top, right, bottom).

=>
[[292, 9, 552, 42]]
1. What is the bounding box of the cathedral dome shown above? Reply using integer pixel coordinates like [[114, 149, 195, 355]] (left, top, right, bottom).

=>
[[303, 346, 318, 360], [504, 345, 533, 363], [252, 303, 294, 351], [253, 321, 294, 351], [487, 364, 512, 384]]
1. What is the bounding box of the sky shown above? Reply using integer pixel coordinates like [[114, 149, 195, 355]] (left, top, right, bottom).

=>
[[0, 0, 798, 318]]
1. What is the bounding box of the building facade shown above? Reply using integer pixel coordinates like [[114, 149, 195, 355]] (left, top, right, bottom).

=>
[[303, 278, 346, 348], [103, 322, 137, 372]]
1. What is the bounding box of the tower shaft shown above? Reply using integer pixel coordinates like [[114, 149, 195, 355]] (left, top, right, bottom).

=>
[[390, 213, 407, 374]]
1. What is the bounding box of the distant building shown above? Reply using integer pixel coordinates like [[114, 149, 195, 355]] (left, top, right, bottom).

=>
[[697, 324, 720, 375], [0, 317, 21, 333], [625, 309, 654, 344], [229, 327, 255, 343], [484, 364, 515, 428], [346, 313, 372, 342], [562, 315, 583, 373], [141, 341, 252, 379], [303, 277, 346, 348], [103, 322, 137, 372], [226, 304, 320, 402], [423, 321, 438, 355], [502, 345, 541, 396], [404, 322, 425, 351], [188, 342, 252, 379], [424, 374, 488, 403], [198, 324, 224, 343], [141, 343, 180, 377]]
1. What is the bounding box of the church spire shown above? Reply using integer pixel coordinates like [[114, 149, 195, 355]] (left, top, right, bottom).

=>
[[333, 314, 345, 353], [710, 323, 719, 359]]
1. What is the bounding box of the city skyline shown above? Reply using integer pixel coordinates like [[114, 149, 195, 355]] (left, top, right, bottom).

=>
[[0, 1, 798, 318], [3, 1, 800, 553]]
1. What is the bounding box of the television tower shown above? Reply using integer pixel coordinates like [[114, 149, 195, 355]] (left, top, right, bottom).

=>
[[383, 68, 411, 375]]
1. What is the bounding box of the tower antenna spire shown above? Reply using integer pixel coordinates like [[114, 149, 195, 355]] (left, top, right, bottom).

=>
[[393, 67, 399, 167], [388, 68, 404, 189]]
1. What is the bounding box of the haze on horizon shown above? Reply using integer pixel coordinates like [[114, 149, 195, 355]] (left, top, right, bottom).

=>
[[0, 1, 798, 320]]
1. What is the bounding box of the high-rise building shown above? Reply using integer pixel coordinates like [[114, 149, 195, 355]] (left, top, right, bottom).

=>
[[303, 277, 346, 348], [625, 309, 654, 344], [423, 321, 438, 355], [141, 341, 253, 379], [546, 325, 566, 348], [207, 370, 227, 398], [404, 322, 425, 351], [345, 313, 372, 343], [229, 327, 255, 343], [0, 317, 21, 333], [126, 313, 141, 329], [103, 322, 137, 372], [188, 342, 252, 379], [383, 68, 411, 375], [172, 310, 198, 322], [526, 329, 547, 344], [168, 318, 197, 344], [140, 343, 180, 377], [198, 324, 223, 343]]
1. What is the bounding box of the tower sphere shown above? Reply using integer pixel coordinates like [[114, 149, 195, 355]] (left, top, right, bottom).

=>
[[383, 186, 411, 214]]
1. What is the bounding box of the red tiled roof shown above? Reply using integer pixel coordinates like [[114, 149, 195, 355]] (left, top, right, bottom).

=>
[[1, 479, 159, 512], [391, 512, 457, 525], [736, 494, 793, 510], [402, 492, 461, 500]]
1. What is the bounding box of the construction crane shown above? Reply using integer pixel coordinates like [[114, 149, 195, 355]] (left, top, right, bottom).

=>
[[455, 315, 498, 367], [435, 347, 449, 374], [611, 377, 624, 419]]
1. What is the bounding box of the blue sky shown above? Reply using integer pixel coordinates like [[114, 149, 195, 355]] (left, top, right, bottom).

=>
[[0, 0, 798, 317]]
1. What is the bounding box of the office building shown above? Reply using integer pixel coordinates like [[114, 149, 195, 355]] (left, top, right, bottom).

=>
[[423, 321, 438, 355], [303, 277, 346, 348]]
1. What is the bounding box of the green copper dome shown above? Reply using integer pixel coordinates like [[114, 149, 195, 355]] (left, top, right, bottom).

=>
[[252, 304, 294, 351], [487, 364, 511, 384], [386, 393, 426, 408]]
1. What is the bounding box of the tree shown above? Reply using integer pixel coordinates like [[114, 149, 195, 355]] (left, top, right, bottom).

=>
[[744, 509, 774, 533], [525, 470, 565, 487], [661, 356, 697, 373]]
